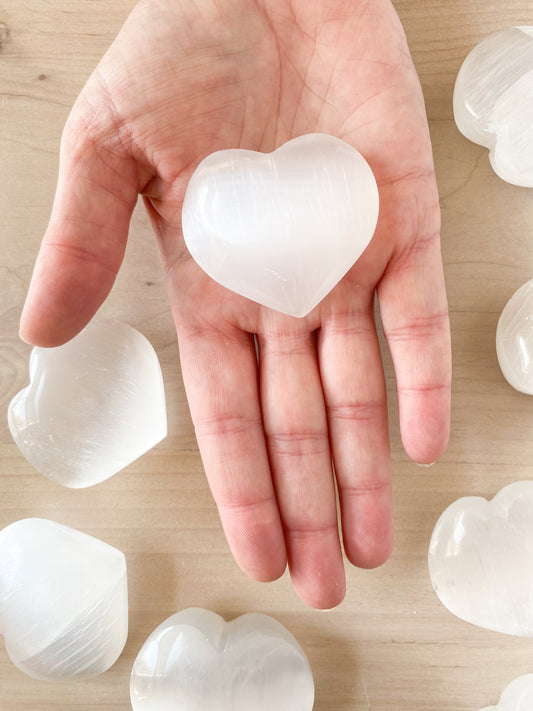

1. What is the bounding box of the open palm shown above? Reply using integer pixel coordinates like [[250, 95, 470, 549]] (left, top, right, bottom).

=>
[[20, 0, 451, 608]]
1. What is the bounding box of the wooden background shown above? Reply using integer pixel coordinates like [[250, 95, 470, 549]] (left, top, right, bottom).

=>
[[1, 1, 533, 709]]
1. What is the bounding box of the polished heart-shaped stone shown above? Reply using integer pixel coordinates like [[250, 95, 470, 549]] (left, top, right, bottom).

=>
[[182, 133, 379, 317], [130, 608, 314, 711], [0, 518, 128, 681], [8, 318, 167, 488], [453, 26, 533, 187], [480, 675, 533, 711], [428, 481, 533, 636], [496, 279, 533, 394]]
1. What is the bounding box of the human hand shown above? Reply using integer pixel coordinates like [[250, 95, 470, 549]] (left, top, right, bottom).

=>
[[20, 0, 451, 609]]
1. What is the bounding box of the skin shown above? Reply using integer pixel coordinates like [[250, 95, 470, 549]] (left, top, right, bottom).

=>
[[19, 0, 451, 609]]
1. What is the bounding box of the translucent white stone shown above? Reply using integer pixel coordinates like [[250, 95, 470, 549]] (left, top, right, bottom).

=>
[[8, 319, 167, 488], [182, 133, 379, 317], [480, 674, 533, 711], [428, 481, 533, 636], [453, 26, 533, 187], [130, 608, 315, 711], [496, 280, 533, 394], [0, 518, 128, 681]]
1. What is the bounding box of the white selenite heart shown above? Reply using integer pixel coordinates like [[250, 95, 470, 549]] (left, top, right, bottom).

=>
[[181, 133, 379, 317], [453, 26, 533, 187], [428, 481, 533, 636], [130, 608, 315, 711], [496, 279, 533, 394], [480, 675, 533, 711], [0, 518, 128, 681], [8, 318, 167, 488]]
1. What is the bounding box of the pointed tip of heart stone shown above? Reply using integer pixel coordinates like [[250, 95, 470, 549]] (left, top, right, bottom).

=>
[[182, 133, 379, 315]]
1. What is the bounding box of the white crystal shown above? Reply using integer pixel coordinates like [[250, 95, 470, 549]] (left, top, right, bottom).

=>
[[496, 280, 533, 394], [181, 133, 379, 317], [428, 481, 533, 636], [0, 518, 128, 681], [130, 607, 315, 711], [480, 674, 533, 711], [453, 26, 533, 187], [8, 318, 167, 488]]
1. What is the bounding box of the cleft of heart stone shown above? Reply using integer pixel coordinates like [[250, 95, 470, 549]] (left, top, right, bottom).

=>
[[182, 133, 379, 317]]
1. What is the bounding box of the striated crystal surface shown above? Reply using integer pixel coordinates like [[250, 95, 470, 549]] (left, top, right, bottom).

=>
[[8, 318, 167, 488], [181, 133, 379, 317], [496, 279, 533, 394], [428, 481, 533, 636], [130, 607, 315, 711], [0, 518, 128, 681], [453, 26, 533, 187], [480, 674, 533, 711]]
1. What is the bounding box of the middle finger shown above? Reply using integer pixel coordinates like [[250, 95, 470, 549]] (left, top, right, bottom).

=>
[[257, 320, 345, 609]]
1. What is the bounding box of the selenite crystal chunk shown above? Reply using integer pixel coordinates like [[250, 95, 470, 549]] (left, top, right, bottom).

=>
[[496, 279, 533, 394], [479, 674, 533, 711], [8, 318, 167, 488], [130, 608, 314, 711], [0, 518, 128, 681], [453, 26, 533, 187], [428, 481, 533, 636], [182, 133, 379, 317]]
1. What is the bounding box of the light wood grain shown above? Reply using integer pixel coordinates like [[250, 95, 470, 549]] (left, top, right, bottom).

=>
[[2, 1, 533, 709]]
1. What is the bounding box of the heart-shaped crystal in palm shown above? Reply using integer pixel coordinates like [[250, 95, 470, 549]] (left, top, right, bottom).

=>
[[182, 133, 379, 317], [130, 608, 314, 711], [8, 318, 167, 488], [0, 518, 128, 681], [429, 481, 533, 636]]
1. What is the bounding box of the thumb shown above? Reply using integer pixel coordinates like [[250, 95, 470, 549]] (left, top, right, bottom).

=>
[[20, 116, 141, 347]]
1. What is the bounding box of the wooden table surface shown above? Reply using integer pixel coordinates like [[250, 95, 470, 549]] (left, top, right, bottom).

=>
[[1, 1, 533, 709]]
